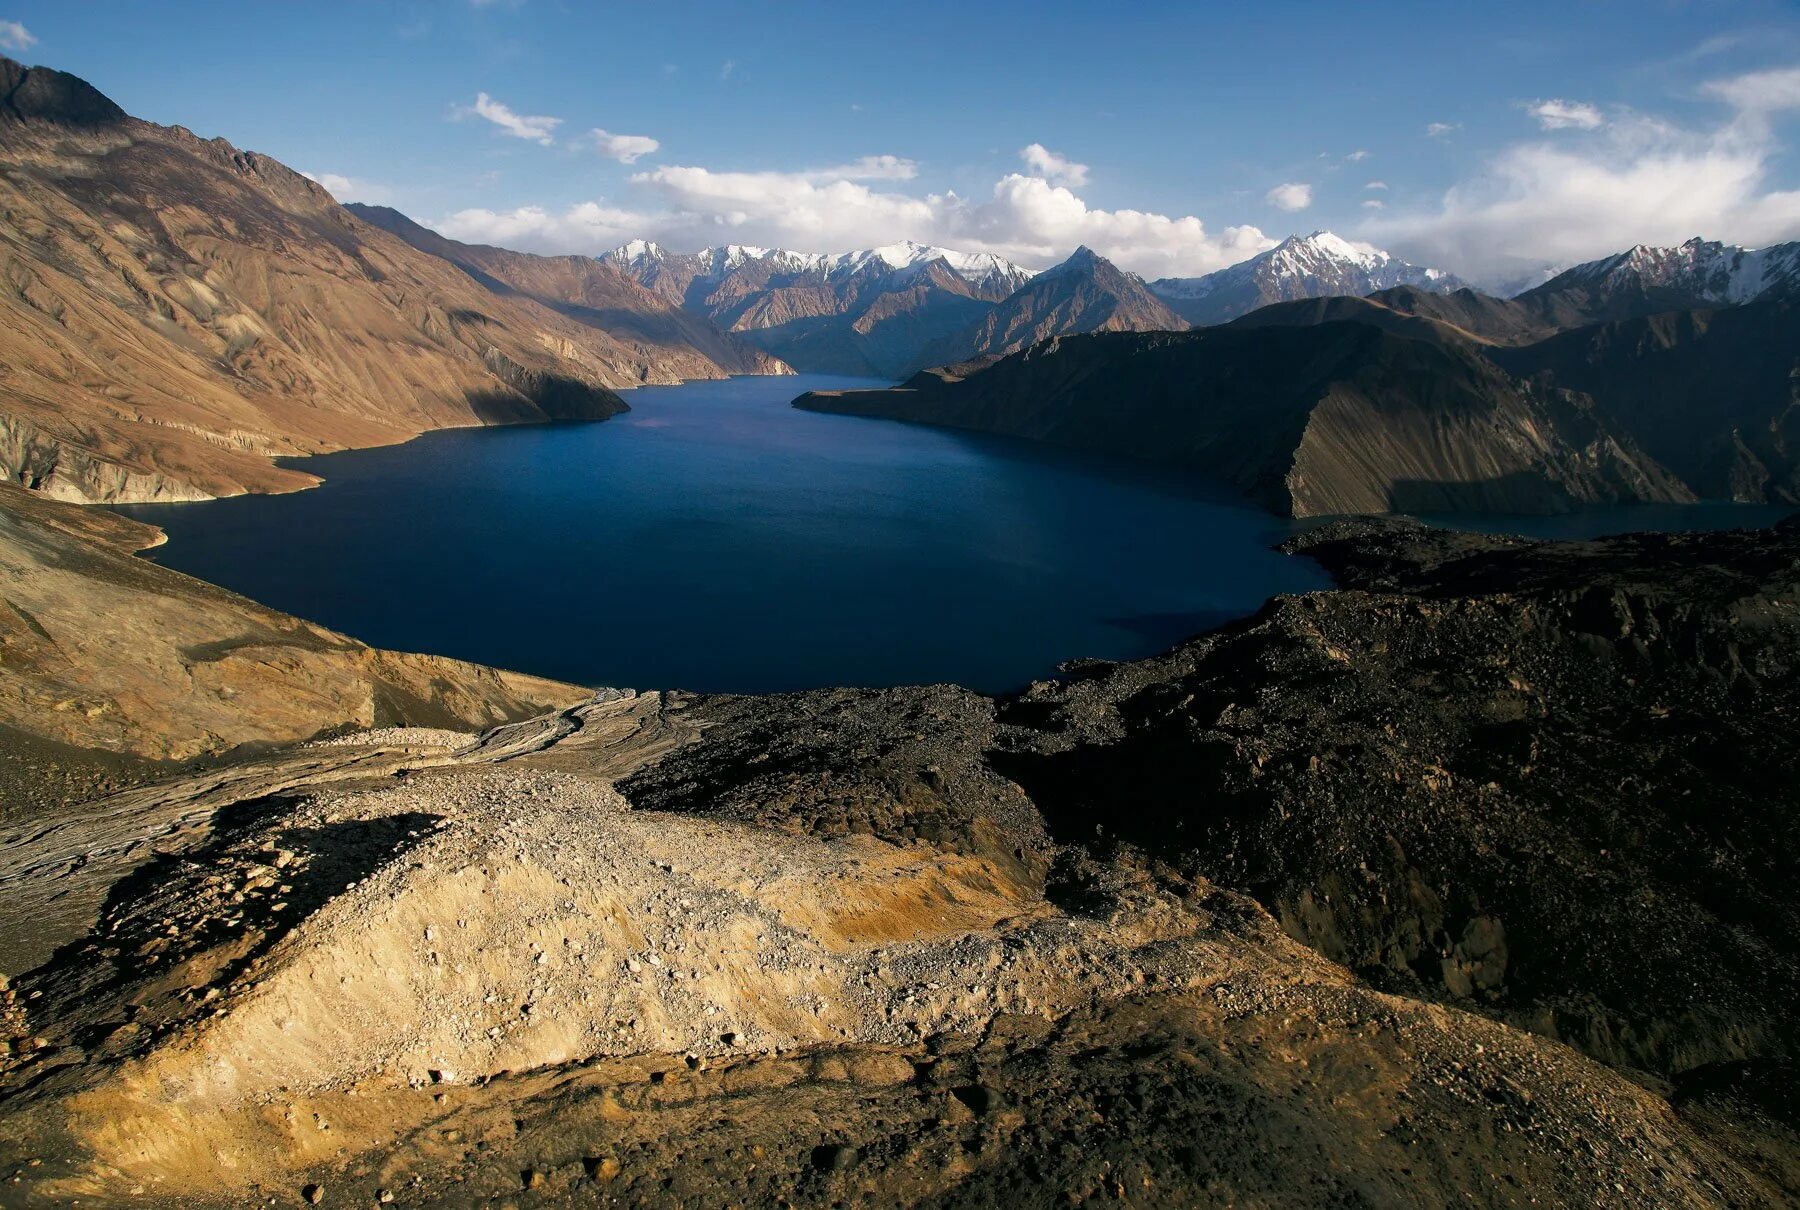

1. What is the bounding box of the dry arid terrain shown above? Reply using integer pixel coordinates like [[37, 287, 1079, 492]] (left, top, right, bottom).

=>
[[0, 477, 1795, 1206], [0, 58, 779, 505], [1, 41, 1798, 1210]]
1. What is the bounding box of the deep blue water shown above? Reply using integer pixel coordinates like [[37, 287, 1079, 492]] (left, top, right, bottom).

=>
[[116, 375, 1328, 695]]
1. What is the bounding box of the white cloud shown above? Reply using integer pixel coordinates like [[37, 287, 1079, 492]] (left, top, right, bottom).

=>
[[463, 92, 560, 144], [1346, 149, 1371, 162], [1366, 64, 1800, 286], [1526, 98, 1604, 130], [1019, 143, 1089, 187], [1265, 182, 1313, 211], [439, 201, 649, 249], [1362, 199, 1385, 210], [719, 59, 735, 81], [587, 128, 660, 164], [1365, 180, 1388, 190], [820, 154, 917, 181], [1426, 122, 1458, 137], [1703, 65, 1800, 115], [438, 160, 1274, 280], [301, 171, 394, 205], [0, 19, 33, 51]]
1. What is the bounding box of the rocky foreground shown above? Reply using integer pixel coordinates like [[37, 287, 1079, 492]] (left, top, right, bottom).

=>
[[0, 511, 1796, 1205]]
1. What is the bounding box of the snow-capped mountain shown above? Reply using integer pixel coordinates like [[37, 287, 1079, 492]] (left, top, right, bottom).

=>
[[1149, 231, 1466, 326], [604, 239, 1040, 376], [607, 239, 1035, 307], [1523, 237, 1800, 309], [914, 245, 1189, 372]]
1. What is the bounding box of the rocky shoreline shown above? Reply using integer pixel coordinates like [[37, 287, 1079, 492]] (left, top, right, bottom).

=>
[[0, 513, 1795, 1204]]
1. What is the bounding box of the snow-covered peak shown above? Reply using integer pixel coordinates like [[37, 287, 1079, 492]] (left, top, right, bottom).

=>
[[607, 238, 1035, 293], [1538, 236, 1800, 305], [1277, 230, 1388, 270], [1146, 233, 1464, 324], [614, 238, 662, 263]]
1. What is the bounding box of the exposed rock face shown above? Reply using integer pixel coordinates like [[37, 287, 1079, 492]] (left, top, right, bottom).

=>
[[1, 519, 1797, 1204], [0, 56, 667, 503], [1492, 299, 1800, 504], [799, 326, 1684, 517], [915, 246, 1188, 371], [1150, 230, 1466, 326], [344, 205, 790, 381], [991, 517, 1800, 1081], [0, 482, 588, 812]]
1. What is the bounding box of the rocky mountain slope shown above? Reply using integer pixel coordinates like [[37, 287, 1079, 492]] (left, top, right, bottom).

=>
[[1240, 236, 1800, 349], [345, 205, 788, 380], [1492, 299, 1800, 504], [607, 239, 1035, 376], [1527, 236, 1800, 315], [0, 56, 811, 503], [1, 517, 1796, 1204], [799, 325, 1684, 517], [0, 482, 587, 816], [1150, 231, 1464, 326], [915, 246, 1189, 371]]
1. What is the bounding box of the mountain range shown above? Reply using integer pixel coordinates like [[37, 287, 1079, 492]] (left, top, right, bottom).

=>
[[0, 56, 778, 504], [798, 242, 1800, 516], [1148, 230, 1466, 325], [5, 50, 1800, 523]]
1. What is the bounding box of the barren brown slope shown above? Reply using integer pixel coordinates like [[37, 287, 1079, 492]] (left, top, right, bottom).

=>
[[344, 204, 791, 380], [0, 482, 588, 815], [0, 56, 658, 504]]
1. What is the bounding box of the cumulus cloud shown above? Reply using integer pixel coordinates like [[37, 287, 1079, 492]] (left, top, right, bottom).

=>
[[587, 128, 660, 164], [439, 200, 649, 249], [301, 171, 394, 205], [1018, 143, 1089, 187], [1362, 199, 1385, 210], [1526, 98, 1604, 130], [1265, 182, 1313, 211], [437, 158, 1274, 279], [1346, 149, 1371, 162], [1365, 64, 1800, 286], [1365, 180, 1388, 190], [462, 92, 561, 144], [1426, 122, 1458, 137], [0, 19, 33, 51]]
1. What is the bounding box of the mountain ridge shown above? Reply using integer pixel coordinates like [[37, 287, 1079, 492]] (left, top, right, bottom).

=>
[[0, 55, 790, 504], [1150, 231, 1465, 326]]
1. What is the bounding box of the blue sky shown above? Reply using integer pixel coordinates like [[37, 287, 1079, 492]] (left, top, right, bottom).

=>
[[6, 1, 1800, 284]]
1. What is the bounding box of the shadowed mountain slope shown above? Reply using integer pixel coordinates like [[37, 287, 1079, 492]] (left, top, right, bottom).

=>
[[914, 246, 1188, 371], [799, 325, 1682, 517]]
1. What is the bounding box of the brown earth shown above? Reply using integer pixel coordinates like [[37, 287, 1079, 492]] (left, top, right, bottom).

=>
[[0, 481, 588, 817], [0, 57, 769, 505], [0, 516, 1795, 1205]]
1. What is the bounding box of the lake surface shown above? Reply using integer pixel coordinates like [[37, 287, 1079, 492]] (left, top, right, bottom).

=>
[[117, 375, 1329, 695]]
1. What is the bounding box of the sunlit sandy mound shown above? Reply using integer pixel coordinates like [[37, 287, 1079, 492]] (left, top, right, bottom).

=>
[[32, 763, 1270, 1196]]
